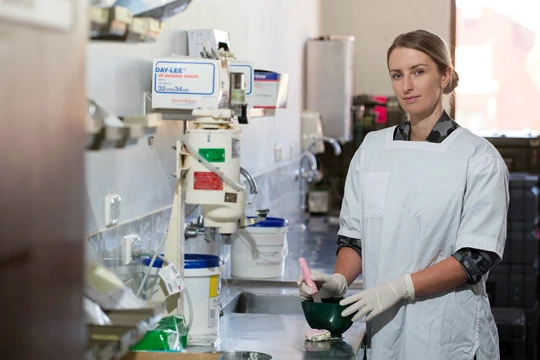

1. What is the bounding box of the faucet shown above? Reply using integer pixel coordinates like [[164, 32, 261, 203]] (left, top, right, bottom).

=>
[[297, 151, 319, 183], [184, 214, 206, 240], [306, 136, 342, 156], [239, 208, 270, 228], [240, 167, 258, 194], [222, 209, 270, 244]]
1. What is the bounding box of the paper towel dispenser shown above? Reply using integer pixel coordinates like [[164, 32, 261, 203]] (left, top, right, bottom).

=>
[[306, 36, 355, 143]]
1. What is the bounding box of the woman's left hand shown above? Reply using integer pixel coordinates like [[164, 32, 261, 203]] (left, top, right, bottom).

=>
[[340, 274, 416, 322]]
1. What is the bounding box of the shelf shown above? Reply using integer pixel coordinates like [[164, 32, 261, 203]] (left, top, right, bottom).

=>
[[143, 92, 276, 121], [87, 98, 161, 151], [89, 6, 164, 43]]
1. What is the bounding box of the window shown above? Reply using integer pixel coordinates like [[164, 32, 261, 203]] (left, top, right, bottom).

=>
[[455, 0, 540, 136]]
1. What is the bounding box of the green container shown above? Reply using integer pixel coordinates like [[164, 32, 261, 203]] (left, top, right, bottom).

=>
[[301, 297, 354, 337]]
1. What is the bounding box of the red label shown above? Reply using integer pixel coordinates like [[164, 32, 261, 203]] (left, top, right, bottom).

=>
[[194, 172, 223, 190]]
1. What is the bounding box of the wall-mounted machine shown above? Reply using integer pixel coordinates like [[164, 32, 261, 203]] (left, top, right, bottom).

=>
[[146, 55, 276, 236], [142, 37, 288, 328]]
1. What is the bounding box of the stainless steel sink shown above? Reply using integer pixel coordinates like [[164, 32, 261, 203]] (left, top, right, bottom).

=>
[[213, 351, 273, 359], [222, 292, 304, 315]]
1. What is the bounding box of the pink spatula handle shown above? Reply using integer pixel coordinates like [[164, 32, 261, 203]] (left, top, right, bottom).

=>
[[299, 257, 319, 295]]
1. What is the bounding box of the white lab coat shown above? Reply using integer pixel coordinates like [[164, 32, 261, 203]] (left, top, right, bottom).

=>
[[339, 127, 509, 360]]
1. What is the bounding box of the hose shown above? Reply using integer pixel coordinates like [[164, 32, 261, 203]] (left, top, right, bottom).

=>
[[152, 254, 194, 332], [136, 232, 168, 297]]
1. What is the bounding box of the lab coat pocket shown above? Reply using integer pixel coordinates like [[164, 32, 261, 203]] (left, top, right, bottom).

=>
[[361, 172, 389, 219]]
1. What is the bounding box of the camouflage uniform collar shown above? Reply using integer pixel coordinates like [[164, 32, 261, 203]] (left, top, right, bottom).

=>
[[393, 111, 460, 143]]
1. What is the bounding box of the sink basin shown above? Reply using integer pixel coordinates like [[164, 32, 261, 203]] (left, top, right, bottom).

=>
[[222, 292, 304, 315], [213, 351, 272, 359]]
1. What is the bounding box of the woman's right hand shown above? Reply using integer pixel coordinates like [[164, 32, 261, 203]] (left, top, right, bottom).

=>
[[297, 272, 348, 300]]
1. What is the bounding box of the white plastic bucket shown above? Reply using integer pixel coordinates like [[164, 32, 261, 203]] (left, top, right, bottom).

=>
[[231, 217, 289, 278], [184, 254, 222, 346]]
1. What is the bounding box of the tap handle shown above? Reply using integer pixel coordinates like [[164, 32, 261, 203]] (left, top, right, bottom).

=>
[[196, 214, 204, 225], [238, 104, 249, 124], [256, 209, 270, 218]]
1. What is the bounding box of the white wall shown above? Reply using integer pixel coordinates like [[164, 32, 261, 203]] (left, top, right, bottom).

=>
[[320, 0, 451, 96], [85, 0, 321, 233]]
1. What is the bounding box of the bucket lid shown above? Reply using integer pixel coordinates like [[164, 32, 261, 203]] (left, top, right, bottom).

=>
[[142, 256, 164, 268], [246, 217, 288, 228], [184, 254, 222, 269]]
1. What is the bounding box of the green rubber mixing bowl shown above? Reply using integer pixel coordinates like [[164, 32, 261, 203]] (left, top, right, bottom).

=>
[[301, 297, 354, 337]]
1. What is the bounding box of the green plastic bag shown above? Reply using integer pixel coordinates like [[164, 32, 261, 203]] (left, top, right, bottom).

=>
[[157, 316, 189, 349], [130, 315, 189, 351]]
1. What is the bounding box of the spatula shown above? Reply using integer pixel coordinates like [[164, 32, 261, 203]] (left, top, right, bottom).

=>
[[299, 257, 322, 303]]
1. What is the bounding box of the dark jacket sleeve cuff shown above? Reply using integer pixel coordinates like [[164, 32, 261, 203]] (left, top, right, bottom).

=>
[[336, 235, 362, 259], [452, 248, 500, 285]]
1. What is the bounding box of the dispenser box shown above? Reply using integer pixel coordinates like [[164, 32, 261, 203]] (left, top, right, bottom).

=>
[[151, 57, 229, 110], [253, 70, 289, 108], [187, 29, 231, 57], [229, 60, 254, 108]]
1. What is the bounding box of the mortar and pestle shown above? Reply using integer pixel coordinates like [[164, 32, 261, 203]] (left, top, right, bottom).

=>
[[299, 258, 354, 339]]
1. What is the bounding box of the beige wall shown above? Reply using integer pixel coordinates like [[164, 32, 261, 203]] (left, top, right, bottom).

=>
[[321, 0, 452, 96]]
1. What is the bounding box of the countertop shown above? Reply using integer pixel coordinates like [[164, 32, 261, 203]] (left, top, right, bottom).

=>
[[187, 217, 366, 360], [223, 216, 364, 286]]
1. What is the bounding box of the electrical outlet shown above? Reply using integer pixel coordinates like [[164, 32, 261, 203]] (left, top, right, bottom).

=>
[[105, 194, 121, 227], [122, 235, 140, 265], [274, 144, 283, 163]]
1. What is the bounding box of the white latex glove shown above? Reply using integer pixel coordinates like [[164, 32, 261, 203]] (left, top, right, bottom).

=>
[[297, 272, 348, 300], [340, 274, 415, 322]]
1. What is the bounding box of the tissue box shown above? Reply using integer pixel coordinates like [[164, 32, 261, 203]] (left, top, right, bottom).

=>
[[253, 70, 289, 108], [187, 29, 231, 57], [229, 61, 254, 108], [151, 57, 230, 110]]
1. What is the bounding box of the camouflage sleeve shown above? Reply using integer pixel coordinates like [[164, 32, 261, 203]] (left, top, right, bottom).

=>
[[452, 248, 501, 284], [336, 235, 362, 259]]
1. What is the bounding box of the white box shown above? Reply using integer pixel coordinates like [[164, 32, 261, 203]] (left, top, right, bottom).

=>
[[152, 57, 230, 110], [253, 70, 289, 109], [229, 61, 254, 108], [187, 29, 231, 58]]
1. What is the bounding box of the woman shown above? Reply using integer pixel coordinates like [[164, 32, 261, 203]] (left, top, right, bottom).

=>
[[298, 29, 509, 359]]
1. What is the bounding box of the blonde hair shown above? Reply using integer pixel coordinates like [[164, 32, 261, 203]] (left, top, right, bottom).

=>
[[387, 29, 459, 113]]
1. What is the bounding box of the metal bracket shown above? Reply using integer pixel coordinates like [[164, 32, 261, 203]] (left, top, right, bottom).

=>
[[86, 98, 162, 151], [171, 140, 190, 178], [89, 6, 166, 43], [143, 92, 276, 121]]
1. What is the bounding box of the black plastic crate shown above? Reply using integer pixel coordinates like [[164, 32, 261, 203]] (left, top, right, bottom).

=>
[[508, 173, 539, 224], [502, 223, 539, 265], [487, 137, 540, 175], [525, 304, 539, 360], [487, 264, 538, 308], [493, 307, 527, 360], [507, 219, 538, 234]]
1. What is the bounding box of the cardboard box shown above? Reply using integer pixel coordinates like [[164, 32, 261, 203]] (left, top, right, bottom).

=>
[[122, 352, 221, 360], [152, 57, 230, 110], [253, 70, 289, 109], [229, 61, 254, 108], [187, 29, 231, 58]]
